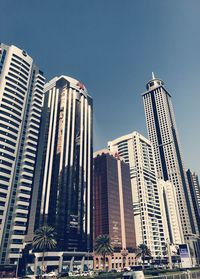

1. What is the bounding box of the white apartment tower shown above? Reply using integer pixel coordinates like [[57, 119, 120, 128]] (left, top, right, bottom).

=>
[[158, 180, 184, 245], [0, 44, 45, 264], [142, 73, 198, 237], [108, 131, 166, 257]]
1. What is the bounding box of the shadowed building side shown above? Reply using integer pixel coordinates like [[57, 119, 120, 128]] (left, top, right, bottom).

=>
[[186, 170, 200, 235]]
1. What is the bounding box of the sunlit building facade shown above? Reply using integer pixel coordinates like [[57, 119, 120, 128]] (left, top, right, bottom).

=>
[[142, 74, 198, 237], [158, 179, 184, 245], [0, 43, 45, 264], [108, 131, 166, 257]]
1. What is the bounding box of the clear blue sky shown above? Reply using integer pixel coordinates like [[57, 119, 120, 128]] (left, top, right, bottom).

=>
[[1, 0, 200, 175]]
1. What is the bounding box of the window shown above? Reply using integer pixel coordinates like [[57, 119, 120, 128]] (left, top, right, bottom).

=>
[[0, 192, 7, 198], [0, 152, 15, 160], [0, 201, 6, 206], [0, 175, 10, 182], [0, 109, 21, 123], [2, 99, 22, 112], [0, 167, 11, 174], [0, 123, 18, 135], [0, 184, 8, 190], [0, 137, 16, 147]]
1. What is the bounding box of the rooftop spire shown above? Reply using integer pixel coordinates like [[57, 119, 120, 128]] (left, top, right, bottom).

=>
[[146, 73, 164, 90]]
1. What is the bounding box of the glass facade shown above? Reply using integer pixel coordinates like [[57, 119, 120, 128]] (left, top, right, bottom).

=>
[[93, 152, 136, 251], [27, 76, 93, 252]]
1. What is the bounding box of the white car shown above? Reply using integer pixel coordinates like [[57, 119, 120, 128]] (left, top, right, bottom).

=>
[[123, 271, 144, 279], [42, 271, 57, 277]]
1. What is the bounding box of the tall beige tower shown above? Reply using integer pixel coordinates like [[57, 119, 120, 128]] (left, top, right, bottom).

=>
[[142, 73, 198, 237], [108, 131, 166, 257]]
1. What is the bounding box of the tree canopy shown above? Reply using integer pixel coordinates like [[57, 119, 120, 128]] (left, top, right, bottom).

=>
[[32, 225, 57, 251], [94, 234, 114, 256], [135, 243, 152, 264]]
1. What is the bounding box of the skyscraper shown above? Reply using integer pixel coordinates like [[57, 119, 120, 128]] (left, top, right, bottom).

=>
[[93, 149, 136, 249], [142, 73, 198, 236], [108, 131, 166, 257], [186, 170, 200, 234], [0, 43, 45, 264], [93, 149, 136, 270], [27, 75, 93, 252]]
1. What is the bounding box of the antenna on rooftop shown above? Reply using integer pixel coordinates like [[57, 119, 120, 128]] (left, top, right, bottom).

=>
[[152, 72, 155, 79]]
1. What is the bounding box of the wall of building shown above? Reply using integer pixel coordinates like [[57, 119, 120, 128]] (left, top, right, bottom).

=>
[[27, 76, 93, 252], [93, 151, 136, 252], [108, 132, 166, 257], [142, 77, 198, 237], [0, 44, 45, 264]]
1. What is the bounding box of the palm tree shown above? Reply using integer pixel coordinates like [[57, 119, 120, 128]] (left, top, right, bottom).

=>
[[172, 245, 181, 268], [94, 235, 114, 271], [135, 244, 152, 267], [32, 226, 57, 275]]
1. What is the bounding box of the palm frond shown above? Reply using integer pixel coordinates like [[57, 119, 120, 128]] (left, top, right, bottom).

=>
[[33, 225, 57, 251], [135, 243, 152, 259], [94, 234, 114, 256]]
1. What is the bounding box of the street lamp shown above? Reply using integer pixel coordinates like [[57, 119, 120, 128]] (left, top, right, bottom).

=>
[[16, 248, 22, 277], [87, 250, 90, 271], [166, 239, 172, 269]]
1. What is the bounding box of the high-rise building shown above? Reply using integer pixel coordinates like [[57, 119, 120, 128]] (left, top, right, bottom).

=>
[[158, 179, 184, 245], [0, 43, 45, 264], [93, 149, 136, 270], [142, 73, 198, 237], [108, 131, 166, 257], [186, 170, 200, 234], [27, 75, 93, 252], [93, 149, 136, 250]]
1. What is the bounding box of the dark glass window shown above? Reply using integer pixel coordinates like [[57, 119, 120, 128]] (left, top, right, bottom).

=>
[[0, 192, 7, 198], [0, 184, 8, 190], [0, 167, 11, 174], [0, 110, 21, 123], [0, 123, 18, 134], [1, 103, 21, 116], [0, 144, 15, 153], [0, 152, 15, 160], [0, 115, 15, 128], [0, 130, 17, 141], [0, 175, 9, 182], [2, 98, 22, 111], [4, 88, 24, 102]]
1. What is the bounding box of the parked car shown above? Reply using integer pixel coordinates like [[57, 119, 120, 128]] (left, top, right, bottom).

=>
[[123, 266, 144, 279], [82, 271, 89, 276], [108, 269, 117, 273], [42, 271, 57, 278], [57, 271, 69, 278]]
